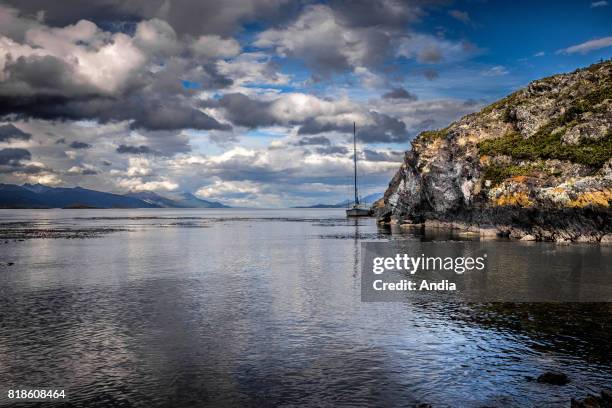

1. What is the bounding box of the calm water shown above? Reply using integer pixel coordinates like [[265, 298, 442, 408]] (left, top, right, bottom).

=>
[[0, 208, 611, 407]]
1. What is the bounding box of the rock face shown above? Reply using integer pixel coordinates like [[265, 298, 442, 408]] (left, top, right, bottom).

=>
[[377, 60, 612, 242]]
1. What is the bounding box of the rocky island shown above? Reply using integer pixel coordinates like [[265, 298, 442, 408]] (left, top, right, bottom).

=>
[[376, 60, 611, 243]]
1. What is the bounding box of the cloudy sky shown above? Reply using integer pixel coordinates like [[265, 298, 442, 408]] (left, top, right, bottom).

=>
[[0, 0, 611, 207]]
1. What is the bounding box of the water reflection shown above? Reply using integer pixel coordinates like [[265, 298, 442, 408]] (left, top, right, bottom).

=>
[[352, 218, 360, 278], [0, 208, 610, 407]]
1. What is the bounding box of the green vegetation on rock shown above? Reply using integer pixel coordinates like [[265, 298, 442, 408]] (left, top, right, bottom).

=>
[[479, 130, 611, 168], [566, 85, 612, 117], [479, 85, 612, 168], [482, 163, 540, 187], [417, 127, 450, 143]]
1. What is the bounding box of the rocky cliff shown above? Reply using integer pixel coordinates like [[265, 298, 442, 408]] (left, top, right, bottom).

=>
[[376, 60, 612, 243]]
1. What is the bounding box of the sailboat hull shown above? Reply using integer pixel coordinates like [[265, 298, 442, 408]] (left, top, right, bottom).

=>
[[346, 208, 371, 217]]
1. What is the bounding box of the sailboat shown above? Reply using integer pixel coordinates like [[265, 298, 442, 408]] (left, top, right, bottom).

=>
[[346, 122, 371, 217]]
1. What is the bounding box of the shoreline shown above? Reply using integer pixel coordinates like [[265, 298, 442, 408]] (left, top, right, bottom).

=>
[[378, 217, 612, 244]]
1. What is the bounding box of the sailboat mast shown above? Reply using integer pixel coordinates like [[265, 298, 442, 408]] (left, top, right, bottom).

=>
[[353, 122, 359, 206]]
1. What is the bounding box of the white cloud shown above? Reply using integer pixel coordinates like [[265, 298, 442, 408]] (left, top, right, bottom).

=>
[[0, 5, 40, 40], [590, 1, 608, 7], [134, 18, 179, 56], [396, 34, 479, 64], [67, 163, 97, 174], [216, 52, 290, 86], [196, 179, 289, 207], [269, 93, 355, 123], [117, 177, 178, 192], [24, 172, 62, 185], [354, 66, 385, 89], [481, 65, 509, 77], [191, 35, 241, 58], [196, 179, 260, 198], [22, 20, 146, 95], [448, 10, 470, 24], [126, 157, 153, 177], [254, 5, 392, 73], [0, 2, 501, 206], [557, 36, 612, 54], [0, 14, 148, 97]]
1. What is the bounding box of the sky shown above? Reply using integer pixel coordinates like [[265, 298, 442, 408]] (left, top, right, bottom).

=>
[[0, 0, 611, 207]]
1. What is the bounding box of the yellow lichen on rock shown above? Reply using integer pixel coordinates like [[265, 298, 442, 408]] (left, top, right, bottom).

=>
[[493, 191, 534, 207], [510, 175, 528, 183], [567, 189, 612, 208]]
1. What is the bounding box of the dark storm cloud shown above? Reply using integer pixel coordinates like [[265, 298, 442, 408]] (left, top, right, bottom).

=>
[[116, 144, 155, 154], [254, 1, 448, 77], [295, 136, 331, 146], [0, 147, 43, 174], [150, 58, 233, 95], [358, 112, 408, 143], [3, 0, 299, 37], [251, 7, 359, 76], [0, 0, 491, 206], [363, 149, 403, 162], [115, 137, 187, 157], [0, 148, 30, 165], [315, 145, 348, 155], [297, 118, 353, 135], [208, 93, 276, 128], [256, 4, 395, 76], [69, 141, 92, 149], [205, 92, 410, 145], [298, 112, 407, 143], [330, 0, 422, 29], [0, 124, 31, 142], [0, 15, 233, 132], [0, 51, 230, 131], [0, 93, 230, 132], [0, 55, 97, 99], [144, 130, 192, 156], [382, 88, 418, 100], [124, 97, 230, 131]]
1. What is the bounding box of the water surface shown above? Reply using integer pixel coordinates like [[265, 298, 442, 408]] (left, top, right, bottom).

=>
[[0, 208, 610, 407]]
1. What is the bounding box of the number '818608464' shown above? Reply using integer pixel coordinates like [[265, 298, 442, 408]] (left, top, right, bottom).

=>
[[7, 389, 66, 400]]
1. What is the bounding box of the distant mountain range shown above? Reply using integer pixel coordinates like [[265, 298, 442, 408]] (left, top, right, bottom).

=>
[[123, 191, 228, 208], [296, 192, 383, 208], [0, 183, 229, 209]]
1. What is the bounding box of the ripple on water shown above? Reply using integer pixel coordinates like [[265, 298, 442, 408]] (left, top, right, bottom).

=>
[[0, 209, 611, 407]]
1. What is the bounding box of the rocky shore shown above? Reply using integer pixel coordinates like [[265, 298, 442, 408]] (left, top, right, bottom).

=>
[[376, 60, 611, 243]]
